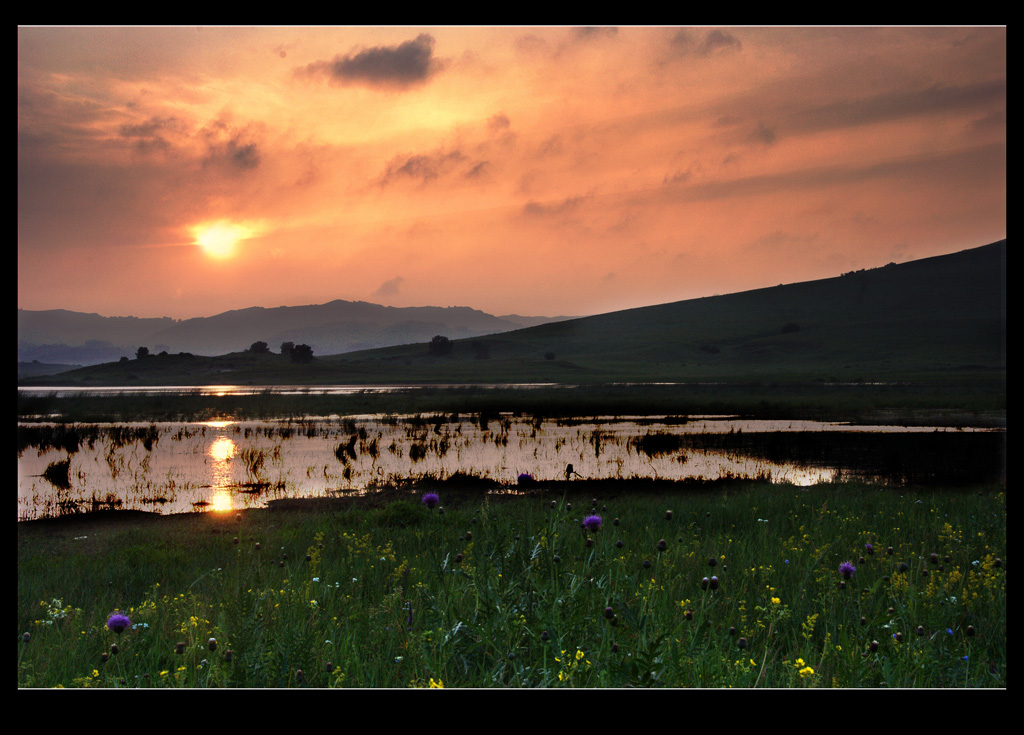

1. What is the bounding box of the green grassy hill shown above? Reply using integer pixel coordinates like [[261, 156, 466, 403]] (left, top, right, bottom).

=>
[[23, 240, 1005, 389]]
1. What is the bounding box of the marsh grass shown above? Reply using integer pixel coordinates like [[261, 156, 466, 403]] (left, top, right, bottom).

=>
[[18, 481, 1005, 688]]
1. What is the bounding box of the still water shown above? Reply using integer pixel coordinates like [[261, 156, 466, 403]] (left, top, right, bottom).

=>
[[17, 409, 1004, 522]]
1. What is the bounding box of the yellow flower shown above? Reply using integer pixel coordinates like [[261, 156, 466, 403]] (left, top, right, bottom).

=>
[[771, 597, 781, 605], [799, 666, 815, 678], [428, 678, 444, 688]]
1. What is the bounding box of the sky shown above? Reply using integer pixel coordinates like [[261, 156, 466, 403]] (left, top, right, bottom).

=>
[[17, 26, 1006, 320]]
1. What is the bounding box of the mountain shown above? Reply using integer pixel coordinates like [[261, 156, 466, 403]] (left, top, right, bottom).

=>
[[17, 300, 573, 369]]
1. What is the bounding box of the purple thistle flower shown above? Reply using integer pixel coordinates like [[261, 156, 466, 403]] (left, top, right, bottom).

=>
[[106, 613, 132, 635], [839, 561, 857, 580], [517, 473, 535, 485], [421, 492, 440, 509], [583, 515, 602, 532]]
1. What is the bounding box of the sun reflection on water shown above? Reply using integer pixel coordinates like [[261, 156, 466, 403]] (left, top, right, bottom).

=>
[[208, 489, 234, 512], [209, 436, 235, 462]]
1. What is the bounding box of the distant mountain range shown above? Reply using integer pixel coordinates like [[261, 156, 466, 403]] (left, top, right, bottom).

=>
[[17, 300, 574, 374]]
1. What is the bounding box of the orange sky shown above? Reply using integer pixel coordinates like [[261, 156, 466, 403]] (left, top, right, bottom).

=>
[[17, 26, 1006, 320]]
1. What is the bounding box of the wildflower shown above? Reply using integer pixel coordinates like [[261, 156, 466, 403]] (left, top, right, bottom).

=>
[[106, 613, 132, 635], [428, 678, 444, 688], [421, 492, 440, 509], [771, 597, 781, 605], [583, 515, 602, 532], [208, 637, 217, 651], [839, 561, 857, 580], [665, 510, 673, 520], [517, 473, 535, 485], [798, 666, 815, 678], [709, 576, 719, 590], [22, 632, 29, 644], [657, 539, 668, 552], [865, 543, 874, 555]]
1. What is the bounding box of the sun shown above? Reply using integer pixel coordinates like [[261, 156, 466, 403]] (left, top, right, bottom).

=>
[[191, 221, 256, 260]]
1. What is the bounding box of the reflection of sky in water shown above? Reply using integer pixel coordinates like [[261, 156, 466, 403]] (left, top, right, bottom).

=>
[[17, 415, 1001, 521]]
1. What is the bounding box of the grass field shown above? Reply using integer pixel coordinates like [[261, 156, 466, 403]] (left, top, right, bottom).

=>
[[17, 480, 1006, 688]]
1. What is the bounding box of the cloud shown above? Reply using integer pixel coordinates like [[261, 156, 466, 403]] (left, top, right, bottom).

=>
[[750, 121, 777, 146], [373, 276, 404, 298], [299, 34, 443, 90], [379, 148, 483, 187], [200, 118, 262, 173], [487, 113, 511, 133], [522, 196, 584, 218], [119, 116, 188, 155], [571, 27, 619, 42], [668, 28, 743, 57]]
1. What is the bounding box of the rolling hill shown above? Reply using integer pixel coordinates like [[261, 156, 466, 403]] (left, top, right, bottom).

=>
[[20, 240, 1006, 388]]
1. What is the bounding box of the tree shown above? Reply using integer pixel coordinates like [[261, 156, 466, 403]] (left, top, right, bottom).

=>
[[280, 342, 295, 358], [136, 346, 150, 359], [249, 341, 270, 354], [290, 344, 314, 364], [428, 335, 453, 357]]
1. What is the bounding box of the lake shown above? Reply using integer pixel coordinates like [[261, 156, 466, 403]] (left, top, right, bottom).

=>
[[17, 387, 1006, 521]]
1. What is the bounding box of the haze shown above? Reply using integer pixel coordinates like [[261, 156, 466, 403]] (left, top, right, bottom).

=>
[[17, 26, 1006, 321]]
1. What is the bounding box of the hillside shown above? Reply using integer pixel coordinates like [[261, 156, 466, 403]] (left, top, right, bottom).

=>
[[21, 240, 1005, 389]]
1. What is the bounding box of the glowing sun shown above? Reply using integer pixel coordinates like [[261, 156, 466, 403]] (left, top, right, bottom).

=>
[[191, 221, 256, 260]]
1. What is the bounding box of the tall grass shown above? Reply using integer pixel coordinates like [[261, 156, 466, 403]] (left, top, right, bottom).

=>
[[18, 481, 1005, 688]]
